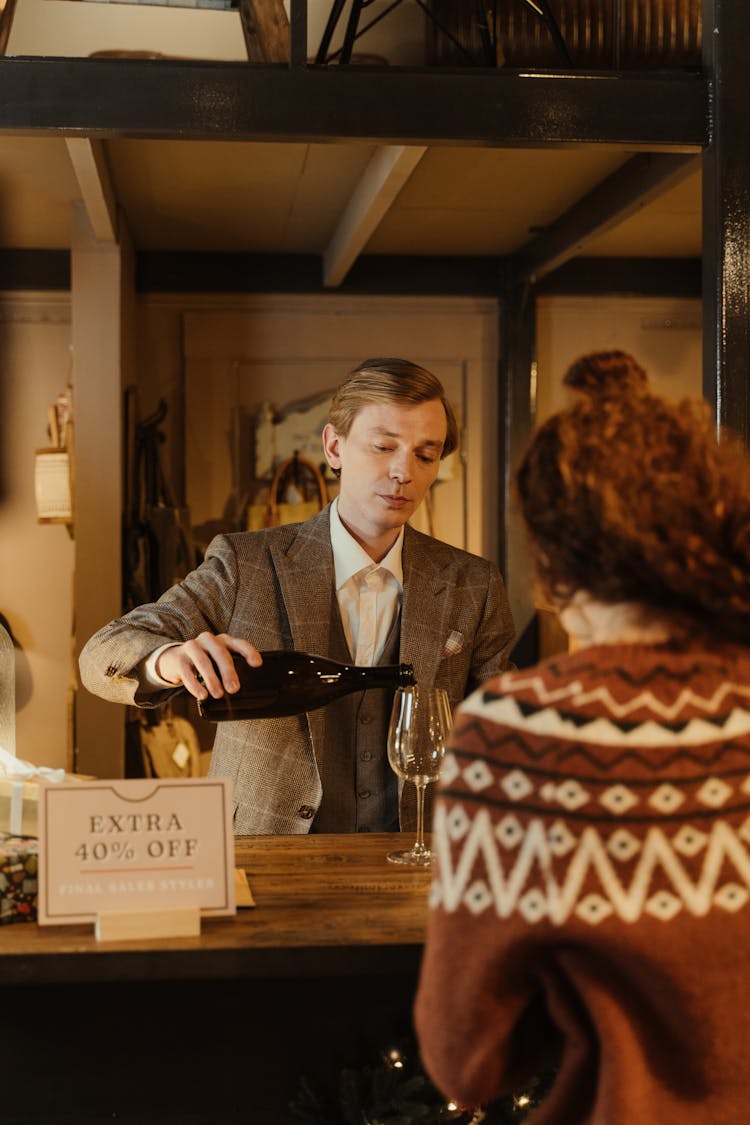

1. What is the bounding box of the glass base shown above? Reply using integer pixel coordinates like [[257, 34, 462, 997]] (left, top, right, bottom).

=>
[[387, 847, 432, 867]]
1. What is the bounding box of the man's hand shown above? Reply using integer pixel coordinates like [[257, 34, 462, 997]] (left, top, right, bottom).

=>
[[156, 632, 262, 701]]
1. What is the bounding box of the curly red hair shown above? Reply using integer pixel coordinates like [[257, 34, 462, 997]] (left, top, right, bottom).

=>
[[516, 351, 750, 641]]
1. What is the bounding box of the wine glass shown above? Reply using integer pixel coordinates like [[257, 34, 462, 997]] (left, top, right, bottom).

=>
[[386, 685, 453, 866]]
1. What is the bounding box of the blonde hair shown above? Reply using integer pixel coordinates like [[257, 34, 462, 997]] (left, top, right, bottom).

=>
[[328, 358, 459, 458]]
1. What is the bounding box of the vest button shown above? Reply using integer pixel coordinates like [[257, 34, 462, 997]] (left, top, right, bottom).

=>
[[357, 789, 371, 800], [360, 750, 373, 761], [359, 712, 373, 724], [297, 805, 315, 820]]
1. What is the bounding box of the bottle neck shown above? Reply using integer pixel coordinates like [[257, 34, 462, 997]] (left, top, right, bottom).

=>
[[349, 663, 414, 687]]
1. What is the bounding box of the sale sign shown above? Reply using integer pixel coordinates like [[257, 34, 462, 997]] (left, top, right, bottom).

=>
[[37, 778, 235, 925]]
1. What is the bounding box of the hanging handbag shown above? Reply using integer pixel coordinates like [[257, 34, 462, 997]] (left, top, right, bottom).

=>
[[137, 708, 203, 779], [247, 451, 328, 530]]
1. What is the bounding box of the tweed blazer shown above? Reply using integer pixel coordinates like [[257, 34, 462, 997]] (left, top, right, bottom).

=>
[[79, 505, 515, 834]]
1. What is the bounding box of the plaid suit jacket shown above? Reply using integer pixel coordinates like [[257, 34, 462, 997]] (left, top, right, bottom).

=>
[[79, 505, 515, 833]]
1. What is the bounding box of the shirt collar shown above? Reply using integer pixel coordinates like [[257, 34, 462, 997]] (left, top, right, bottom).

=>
[[329, 497, 404, 590]]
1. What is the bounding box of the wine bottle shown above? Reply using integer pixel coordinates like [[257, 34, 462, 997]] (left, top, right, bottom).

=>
[[197, 650, 416, 721]]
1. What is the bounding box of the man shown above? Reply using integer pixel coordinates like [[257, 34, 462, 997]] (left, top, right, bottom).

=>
[[79, 358, 515, 834]]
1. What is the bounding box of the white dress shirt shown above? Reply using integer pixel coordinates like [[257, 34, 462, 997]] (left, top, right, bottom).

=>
[[329, 498, 404, 665]]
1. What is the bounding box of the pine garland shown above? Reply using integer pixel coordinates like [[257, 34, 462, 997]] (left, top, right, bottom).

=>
[[289, 1039, 554, 1124]]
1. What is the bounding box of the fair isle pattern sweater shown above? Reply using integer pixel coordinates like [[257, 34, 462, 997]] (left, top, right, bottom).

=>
[[414, 642, 750, 1125]]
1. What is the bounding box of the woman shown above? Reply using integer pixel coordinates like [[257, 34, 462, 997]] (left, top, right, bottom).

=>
[[414, 351, 750, 1123]]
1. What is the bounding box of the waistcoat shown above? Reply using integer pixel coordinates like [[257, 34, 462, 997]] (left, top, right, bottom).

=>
[[311, 605, 401, 833]]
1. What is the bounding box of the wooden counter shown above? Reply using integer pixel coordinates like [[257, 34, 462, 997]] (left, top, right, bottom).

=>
[[2, 834, 433, 1124], [0, 833, 431, 982]]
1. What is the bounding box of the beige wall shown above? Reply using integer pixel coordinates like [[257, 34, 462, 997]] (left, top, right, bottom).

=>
[[536, 296, 702, 421], [0, 293, 74, 770]]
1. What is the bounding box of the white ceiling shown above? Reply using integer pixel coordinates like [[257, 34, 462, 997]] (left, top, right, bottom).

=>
[[0, 134, 701, 271]]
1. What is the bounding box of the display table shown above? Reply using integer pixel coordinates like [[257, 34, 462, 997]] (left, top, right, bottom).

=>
[[1, 834, 432, 1124]]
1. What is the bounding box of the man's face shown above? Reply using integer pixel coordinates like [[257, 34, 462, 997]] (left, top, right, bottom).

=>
[[323, 398, 447, 553]]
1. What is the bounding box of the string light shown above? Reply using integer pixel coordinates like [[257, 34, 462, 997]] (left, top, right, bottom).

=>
[[291, 1039, 552, 1122], [384, 1046, 404, 1069]]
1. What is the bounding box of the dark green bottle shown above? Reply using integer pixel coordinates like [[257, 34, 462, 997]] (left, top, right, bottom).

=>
[[197, 650, 416, 721]]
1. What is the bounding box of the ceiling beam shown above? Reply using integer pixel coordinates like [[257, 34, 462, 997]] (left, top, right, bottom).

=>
[[514, 152, 699, 283], [65, 138, 118, 244], [323, 146, 426, 288], [135, 251, 505, 296], [0, 59, 708, 149], [0, 248, 700, 300], [0, 249, 70, 290], [535, 256, 701, 297]]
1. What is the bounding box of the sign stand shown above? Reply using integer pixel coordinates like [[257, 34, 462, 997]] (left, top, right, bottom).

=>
[[96, 905, 201, 943], [234, 866, 255, 907]]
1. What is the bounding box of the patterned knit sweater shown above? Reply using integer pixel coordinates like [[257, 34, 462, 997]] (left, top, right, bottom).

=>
[[414, 641, 750, 1124]]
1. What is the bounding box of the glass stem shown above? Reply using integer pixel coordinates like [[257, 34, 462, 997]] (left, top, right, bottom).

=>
[[413, 780, 428, 855]]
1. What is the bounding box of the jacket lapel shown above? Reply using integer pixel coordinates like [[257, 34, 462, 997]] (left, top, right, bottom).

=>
[[269, 506, 337, 760], [270, 506, 336, 654], [400, 525, 455, 687]]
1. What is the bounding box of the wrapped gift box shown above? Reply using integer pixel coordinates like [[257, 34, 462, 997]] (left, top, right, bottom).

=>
[[0, 777, 41, 837], [0, 834, 38, 925], [0, 772, 97, 838]]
